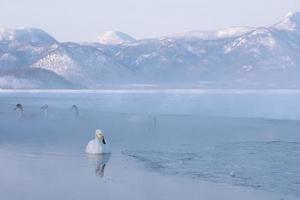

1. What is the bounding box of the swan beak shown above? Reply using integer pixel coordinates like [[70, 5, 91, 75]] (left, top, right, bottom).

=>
[[96, 134, 102, 140]]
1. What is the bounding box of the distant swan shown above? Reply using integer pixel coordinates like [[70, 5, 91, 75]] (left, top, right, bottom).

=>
[[71, 105, 79, 117], [14, 104, 23, 118], [230, 171, 236, 177], [41, 104, 49, 117], [86, 129, 110, 154]]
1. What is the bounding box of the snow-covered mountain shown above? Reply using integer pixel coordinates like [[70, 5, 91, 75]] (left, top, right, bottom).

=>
[[31, 43, 131, 86], [0, 28, 56, 44], [1, 12, 300, 89], [97, 31, 136, 45], [0, 28, 131, 88], [274, 11, 300, 32], [102, 11, 300, 88]]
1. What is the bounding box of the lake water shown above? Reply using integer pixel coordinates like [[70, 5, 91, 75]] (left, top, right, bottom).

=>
[[0, 90, 299, 200]]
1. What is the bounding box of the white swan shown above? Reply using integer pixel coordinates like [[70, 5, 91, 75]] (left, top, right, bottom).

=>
[[86, 129, 110, 154], [71, 105, 79, 117], [14, 104, 23, 118], [41, 104, 49, 118]]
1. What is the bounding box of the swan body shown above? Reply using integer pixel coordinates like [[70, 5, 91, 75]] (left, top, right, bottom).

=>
[[86, 129, 110, 154]]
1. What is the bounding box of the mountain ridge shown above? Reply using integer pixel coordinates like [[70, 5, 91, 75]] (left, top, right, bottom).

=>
[[1, 12, 300, 89]]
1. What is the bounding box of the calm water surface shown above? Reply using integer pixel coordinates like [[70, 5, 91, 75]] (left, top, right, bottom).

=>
[[0, 90, 299, 200]]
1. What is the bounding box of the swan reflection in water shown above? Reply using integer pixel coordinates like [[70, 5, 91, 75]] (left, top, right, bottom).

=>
[[87, 153, 111, 178]]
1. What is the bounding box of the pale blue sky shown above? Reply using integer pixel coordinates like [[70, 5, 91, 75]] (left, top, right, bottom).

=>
[[0, 0, 299, 42]]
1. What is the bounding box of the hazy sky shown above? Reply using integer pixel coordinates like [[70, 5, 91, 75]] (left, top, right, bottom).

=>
[[0, 0, 299, 42]]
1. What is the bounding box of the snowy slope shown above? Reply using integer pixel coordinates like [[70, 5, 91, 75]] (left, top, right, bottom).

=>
[[0, 28, 56, 44], [0, 68, 77, 89], [274, 11, 300, 32], [164, 27, 254, 40], [31, 43, 131, 87]]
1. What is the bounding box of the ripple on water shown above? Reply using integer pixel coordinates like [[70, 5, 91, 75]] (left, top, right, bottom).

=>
[[124, 141, 300, 198]]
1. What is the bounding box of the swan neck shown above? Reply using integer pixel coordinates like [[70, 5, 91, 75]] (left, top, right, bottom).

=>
[[95, 136, 101, 144]]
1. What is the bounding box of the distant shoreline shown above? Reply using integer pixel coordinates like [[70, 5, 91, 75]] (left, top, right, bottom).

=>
[[1, 88, 300, 94]]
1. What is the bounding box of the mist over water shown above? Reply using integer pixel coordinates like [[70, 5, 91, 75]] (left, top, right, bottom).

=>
[[0, 90, 299, 200]]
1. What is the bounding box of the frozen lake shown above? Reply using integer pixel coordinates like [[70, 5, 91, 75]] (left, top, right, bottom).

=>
[[0, 90, 299, 200]]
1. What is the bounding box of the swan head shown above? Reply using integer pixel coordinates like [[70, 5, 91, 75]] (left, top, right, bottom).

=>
[[95, 129, 106, 144], [41, 104, 48, 110], [14, 104, 23, 111]]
